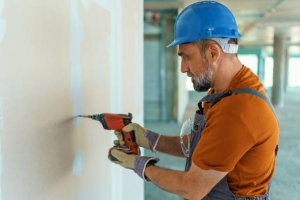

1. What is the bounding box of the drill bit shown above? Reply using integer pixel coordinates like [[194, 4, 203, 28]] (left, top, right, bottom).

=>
[[77, 114, 101, 120], [77, 115, 92, 118], [77, 114, 108, 129], [77, 114, 104, 123]]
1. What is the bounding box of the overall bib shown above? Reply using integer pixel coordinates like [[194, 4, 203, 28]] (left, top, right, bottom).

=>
[[185, 88, 278, 200]]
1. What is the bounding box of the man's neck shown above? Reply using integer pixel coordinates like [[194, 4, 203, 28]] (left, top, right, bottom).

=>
[[212, 57, 243, 93]]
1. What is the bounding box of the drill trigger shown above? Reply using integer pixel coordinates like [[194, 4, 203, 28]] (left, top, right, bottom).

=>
[[130, 131, 136, 142], [115, 145, 131, 153], [120, 131, 125, 142]]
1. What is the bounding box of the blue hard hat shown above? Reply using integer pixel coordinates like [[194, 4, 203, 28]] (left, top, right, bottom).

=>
[[167, 1, 241, 48]]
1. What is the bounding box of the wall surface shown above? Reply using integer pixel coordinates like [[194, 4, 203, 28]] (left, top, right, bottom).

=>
[[0, 0, 143, 199], [177, 63, 189, 123]]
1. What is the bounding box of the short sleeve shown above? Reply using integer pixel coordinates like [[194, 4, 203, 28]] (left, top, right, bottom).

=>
[[191, 96, 256, 172]]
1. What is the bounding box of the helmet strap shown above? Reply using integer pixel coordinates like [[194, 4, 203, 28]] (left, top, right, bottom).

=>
[[210, 38, 239, 54]]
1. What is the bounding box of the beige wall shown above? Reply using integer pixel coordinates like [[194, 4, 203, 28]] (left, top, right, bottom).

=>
[[0, 0, 143, 199], [177, 61, 189, 123]]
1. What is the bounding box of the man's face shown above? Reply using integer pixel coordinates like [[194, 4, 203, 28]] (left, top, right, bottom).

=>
[[178, 43, 213, 92]]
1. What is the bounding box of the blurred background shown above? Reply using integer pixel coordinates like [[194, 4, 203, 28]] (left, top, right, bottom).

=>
[[0, 0, 299, 200], [144, 0, 300, 200]]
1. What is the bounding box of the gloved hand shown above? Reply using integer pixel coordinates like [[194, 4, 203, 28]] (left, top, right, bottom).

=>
[[114, 123, 160, 152], [110, 148, 159, 180]]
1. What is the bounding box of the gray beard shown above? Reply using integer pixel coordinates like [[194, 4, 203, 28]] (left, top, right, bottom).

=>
[[192, 67, 213, 92]]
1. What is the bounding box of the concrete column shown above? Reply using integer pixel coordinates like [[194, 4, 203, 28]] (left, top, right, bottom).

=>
[[257, 54, 265, 84], [160, 16, 167, 121], [284, 47, 289, 93], [271, 29, 286, 107]]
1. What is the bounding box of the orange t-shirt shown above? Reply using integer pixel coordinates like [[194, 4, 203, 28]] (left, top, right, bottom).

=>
[[192, 66, 279, 197]]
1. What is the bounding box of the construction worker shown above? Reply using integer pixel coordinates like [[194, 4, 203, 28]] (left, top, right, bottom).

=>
[[110, 1, 279, 199]]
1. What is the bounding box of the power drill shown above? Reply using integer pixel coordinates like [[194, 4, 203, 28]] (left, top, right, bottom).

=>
[[78, 113, 139, 161]]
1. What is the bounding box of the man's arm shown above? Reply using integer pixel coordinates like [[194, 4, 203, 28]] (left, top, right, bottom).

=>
[[144, 161, 227, 200], [155, 135, 188, 157], [120, 123, 186, 157]]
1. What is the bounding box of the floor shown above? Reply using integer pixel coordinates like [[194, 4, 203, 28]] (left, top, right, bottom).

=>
[[144, 87, 300, 200]]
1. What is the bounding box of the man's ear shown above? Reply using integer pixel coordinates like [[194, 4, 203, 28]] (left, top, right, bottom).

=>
[[206, 43, 222, 64]]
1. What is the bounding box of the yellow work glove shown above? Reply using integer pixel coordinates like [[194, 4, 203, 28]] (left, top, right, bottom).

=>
[[110, 147, 160, 180], [110, 148, 137, 169], [114, 123, 161, 152]]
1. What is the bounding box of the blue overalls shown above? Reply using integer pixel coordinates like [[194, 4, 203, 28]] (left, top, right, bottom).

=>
[[185, 88, 278, 200]]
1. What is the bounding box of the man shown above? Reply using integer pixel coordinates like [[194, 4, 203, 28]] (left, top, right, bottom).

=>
[[110, 1, 279, 199]]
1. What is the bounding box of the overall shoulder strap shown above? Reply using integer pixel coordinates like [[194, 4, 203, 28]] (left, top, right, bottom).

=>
[[231, 88, 275, 114], [200, 90, 232, 105], [198, 90, 232, 112], [199, 88, 275, 114]]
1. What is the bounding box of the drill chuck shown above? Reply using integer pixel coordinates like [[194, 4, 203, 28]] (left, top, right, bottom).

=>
[[78, 114, 108, 128]]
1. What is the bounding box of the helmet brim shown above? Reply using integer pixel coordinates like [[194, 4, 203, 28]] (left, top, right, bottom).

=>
[[166, 40, 178, 48]]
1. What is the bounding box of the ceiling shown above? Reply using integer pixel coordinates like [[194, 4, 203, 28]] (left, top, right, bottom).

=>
[[145, 0, 300, 54]]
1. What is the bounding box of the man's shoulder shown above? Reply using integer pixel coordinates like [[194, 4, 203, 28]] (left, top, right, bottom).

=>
[[207, 88, 272, 120], [218, 88, 268, 107]]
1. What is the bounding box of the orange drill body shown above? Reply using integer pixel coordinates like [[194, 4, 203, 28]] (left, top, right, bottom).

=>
[[78, 113, 139, 156]]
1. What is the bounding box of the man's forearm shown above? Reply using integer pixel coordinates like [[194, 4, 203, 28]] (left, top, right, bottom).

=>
[[155, 135, 185, 157], [145, 165, 192, 199], [144, 163, 227, 200]]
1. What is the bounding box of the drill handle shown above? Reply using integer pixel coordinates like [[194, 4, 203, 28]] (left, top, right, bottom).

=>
[[121, 130, 139, 155], [121, 130, 136, 142]]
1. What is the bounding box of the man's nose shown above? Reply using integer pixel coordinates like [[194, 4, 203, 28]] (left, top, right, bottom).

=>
[[181, 59, 188, 73]]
